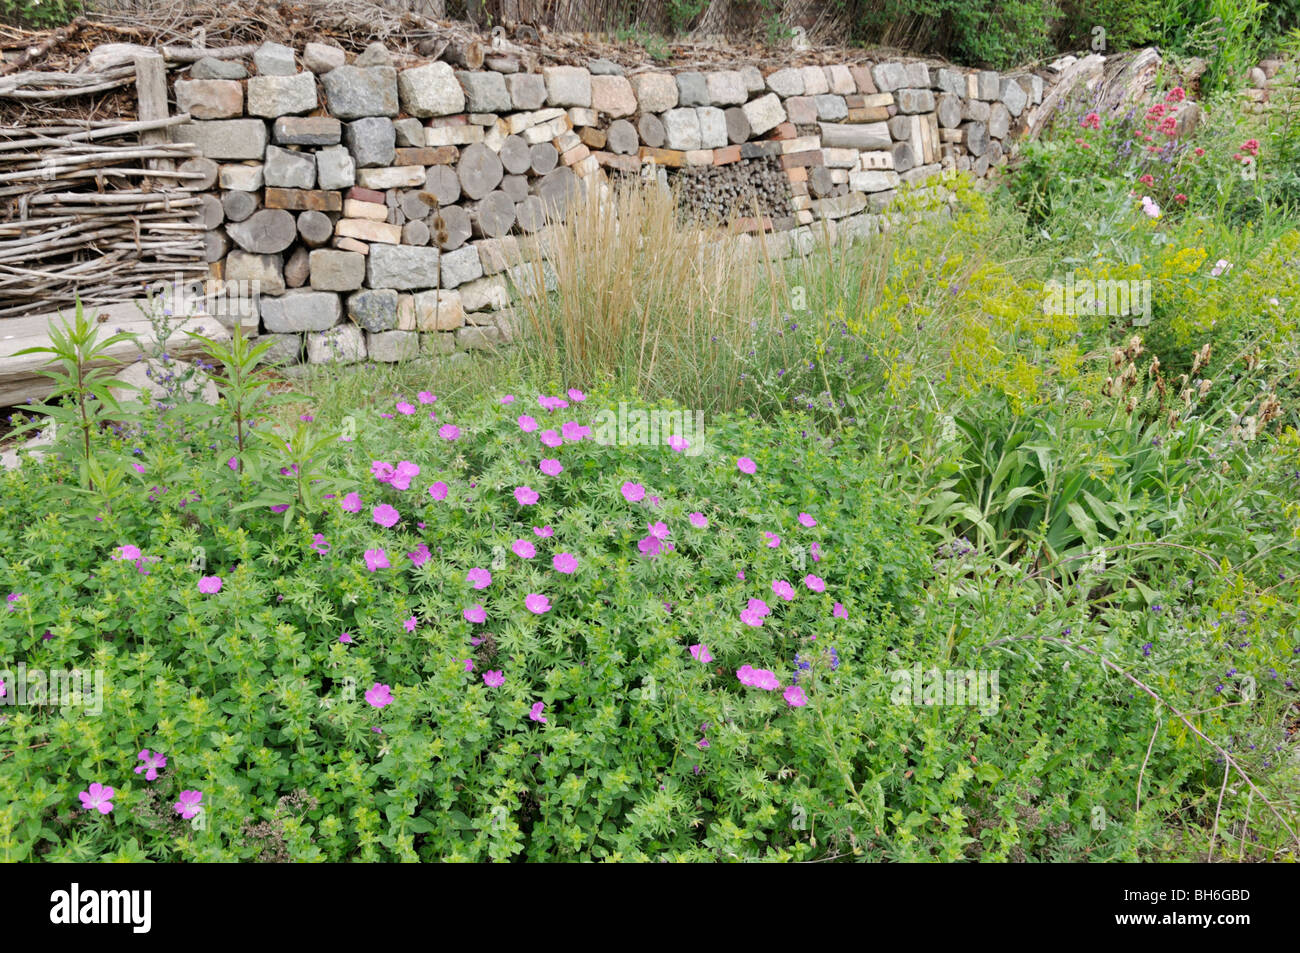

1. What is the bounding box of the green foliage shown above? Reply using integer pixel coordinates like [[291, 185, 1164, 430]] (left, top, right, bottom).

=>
[[0, 0, 80, 29]]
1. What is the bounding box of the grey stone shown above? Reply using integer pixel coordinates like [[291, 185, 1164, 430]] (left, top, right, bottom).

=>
[[177, 119, 268, 160], [399, 62, 465, 117], [190, 57, 246, 80], [765, 68, 803, 97], [366, 329, 420, 362], [456, 70, 511, 113], [253, 42, 296, 77], [741, 93, 785, 136], [587, 58, 624, 75], [394, 118, 425, 147], [676, 71, 708, 106], [506, 73, 547, 110], [263, 145, 316, 189], [902, 63, 930, 87], [344, 117, 396, 168], [256, 333, 301, 365], [262, 289, 341, 332], [354, 42, 392, 68], [935, 67, 964, 96], [310, 249, 366, 291], [366, 244, 440, 290], [347, 289, 399, 332], [307, 324, 365, 364], [439, 245, 483, 289], [315, 145, 355, 190], [543, 66, 591, 107], [815, 94, 848, 121], [272, 116, 341, 146], [663, 108, 701, 151], [630, 72, 677, 112], [977, 70, 999, 100], [887, 115, 912, 140], [174, 79, 243, 119], [705, 70, 747, 106], [303, 42, 345, 74], [999, 76, 1027, 117], [246, 72, 318, 118], [740, 65, 765, 94], [871, 62, 908, 92], [607, 118, 638, 154], [697, 107, 727, 149], [322, 66, 399, 119], [219, 162, 262, 192], [988, 102, 1010, 139], [225, 251, 284, 296], [456, 325, 500, 350], [895, 88, 934, 114]]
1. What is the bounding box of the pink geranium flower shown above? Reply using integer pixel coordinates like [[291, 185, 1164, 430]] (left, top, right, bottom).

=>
[[552, 553, 577, 574], [463, 658, 474, 672], [524, 593, 551, 614], [539, 458, 563, 476], [464, 604, 486, 624], [404, 616, 417, 632], [79, 782, 115, 814], [567, 389, 585, 402], [833, 602, 848, 619], [540, 429, 562, 448], [772, 579, 795, 601], [364, 549, 390, 572], [341, 492, 363, 513], [467, 567, 492, 589], [366, 683, 394, 708], [135, 749, 167, 781], [648, 521, 670, 541], [529, 701, 547, 723], [439, 424, 461, 441], [429, 481, 449, 501], [396, 401, 415, 415], [784, 685, 808, 707], [763, 531, 781, 549], [512, 539, 536, 559], [689, 512, 708, 529], [174, 790, 203, 820], [483, 670, 505, 688], [500, 394, 515, 404], [689, 643, 713, 663], [737, 457, 757, 474], [339, 632, 354, 644], [390, 461, 420, 491], [668, 435, 689, 453], [373, 504, 400, 528], [198, 576, 223, 594], [407, 542, 431, 567], [621, 482, 645, 503], [534, 525, 553, 538], [798, 512, 817, 528], [418, 391, 437, 404], [514, 485, 539, 505], [804, 574, 826, 592], [518, 415, 538, 432]]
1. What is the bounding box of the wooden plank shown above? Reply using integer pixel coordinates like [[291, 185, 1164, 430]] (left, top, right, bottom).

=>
[[0, 300, 229, 407], [134, 52, 172, 189]]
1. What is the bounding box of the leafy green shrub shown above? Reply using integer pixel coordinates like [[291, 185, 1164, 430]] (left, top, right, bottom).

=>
[[0, 379, 940, 860]]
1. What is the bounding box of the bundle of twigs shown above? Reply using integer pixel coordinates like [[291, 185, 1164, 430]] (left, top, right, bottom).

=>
[[0, 114, 206, 319]]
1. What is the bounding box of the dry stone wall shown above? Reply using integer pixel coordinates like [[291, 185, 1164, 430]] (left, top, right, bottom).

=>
[[173, 40, 1050, 366]]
